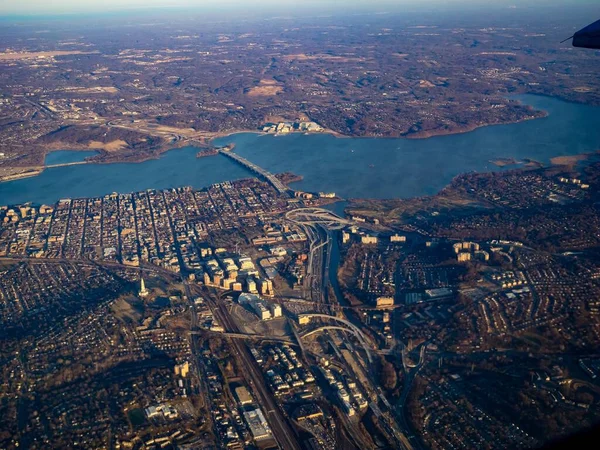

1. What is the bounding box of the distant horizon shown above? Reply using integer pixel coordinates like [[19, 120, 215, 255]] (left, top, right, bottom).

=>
[[0, 0, 598, 17]]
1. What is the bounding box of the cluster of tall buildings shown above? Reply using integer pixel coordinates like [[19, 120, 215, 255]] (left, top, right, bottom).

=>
[[260, 121, 323, 134], [202, 252, 274, 296], [342, 229, 407, 246], [238, 293, 282, 321], [453, 241, 489, 262]]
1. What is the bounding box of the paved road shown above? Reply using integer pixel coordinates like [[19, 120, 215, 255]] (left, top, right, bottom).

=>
[[189, 330, 295, 344], [0, 256, 180, 281], [44, 161, 89, 169], [208, 293, 303, 450], [218, 149, 289, 194]]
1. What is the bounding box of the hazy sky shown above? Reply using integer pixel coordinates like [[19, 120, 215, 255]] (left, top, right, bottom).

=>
[[1, 0, 595, 15], [3, 0, 391, 14]]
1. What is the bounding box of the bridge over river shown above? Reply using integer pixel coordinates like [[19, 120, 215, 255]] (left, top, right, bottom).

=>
[[218, 148, 289, 195]]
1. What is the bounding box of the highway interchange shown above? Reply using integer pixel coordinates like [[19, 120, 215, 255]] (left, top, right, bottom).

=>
[[173, 170, 422, 449]]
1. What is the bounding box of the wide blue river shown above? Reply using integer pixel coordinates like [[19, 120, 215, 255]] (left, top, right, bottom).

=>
[[1, 95, 600, 206]]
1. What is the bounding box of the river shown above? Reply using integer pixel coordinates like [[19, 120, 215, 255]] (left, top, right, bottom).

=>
[[1, 95, 600, 206]]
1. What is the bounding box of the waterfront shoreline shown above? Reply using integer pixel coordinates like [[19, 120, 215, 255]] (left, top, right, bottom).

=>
[[0, 100, 548, 183], [1, 94, 598, 205]]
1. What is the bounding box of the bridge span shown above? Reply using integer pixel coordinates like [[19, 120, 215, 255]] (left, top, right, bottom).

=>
[[286, 207, 353, 230], [298, 313, 373, 363], [45, 161, 89, 169], [218, 149, 289, 195], [301, 325, 360, 339], [190, 330, 295, 345]]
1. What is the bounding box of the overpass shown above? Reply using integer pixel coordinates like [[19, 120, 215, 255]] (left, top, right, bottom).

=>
[[298, 313, 373, 363], [190, 330, 296, 345], [286, 207, 354, 230], [401, 343, 426, 371], [301, 325, 362, 340], [299, 325, 395, 357], [218, 149, 289, 195]]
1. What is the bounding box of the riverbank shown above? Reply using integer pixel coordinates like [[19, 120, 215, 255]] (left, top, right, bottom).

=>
[[0, 98, 548, 182], [403, 111, 547, 140], [1, 94, 599, 205], [0, 128, 331, 182], [0, 168, 43, 182]]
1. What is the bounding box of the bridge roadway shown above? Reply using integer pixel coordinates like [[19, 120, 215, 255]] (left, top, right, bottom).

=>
[[301, 325, 362, 340], [192, 327, 396, 356], [283, 297, 406, 312], [190, 330, 295, 345], [45, 161, 90, 169], [218, 149, 289, 194], [298, 313, 373, 363], [286, 207, 354, 230]]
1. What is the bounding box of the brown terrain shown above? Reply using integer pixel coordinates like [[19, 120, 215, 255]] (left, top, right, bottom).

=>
[[0, 9, 598, 181]]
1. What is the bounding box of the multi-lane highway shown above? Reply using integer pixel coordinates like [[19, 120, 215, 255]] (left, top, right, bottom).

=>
[[290, 212, 420, 450]]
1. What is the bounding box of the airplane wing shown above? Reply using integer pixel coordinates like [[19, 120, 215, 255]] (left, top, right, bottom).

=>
[[573, 19, 600, 49]]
